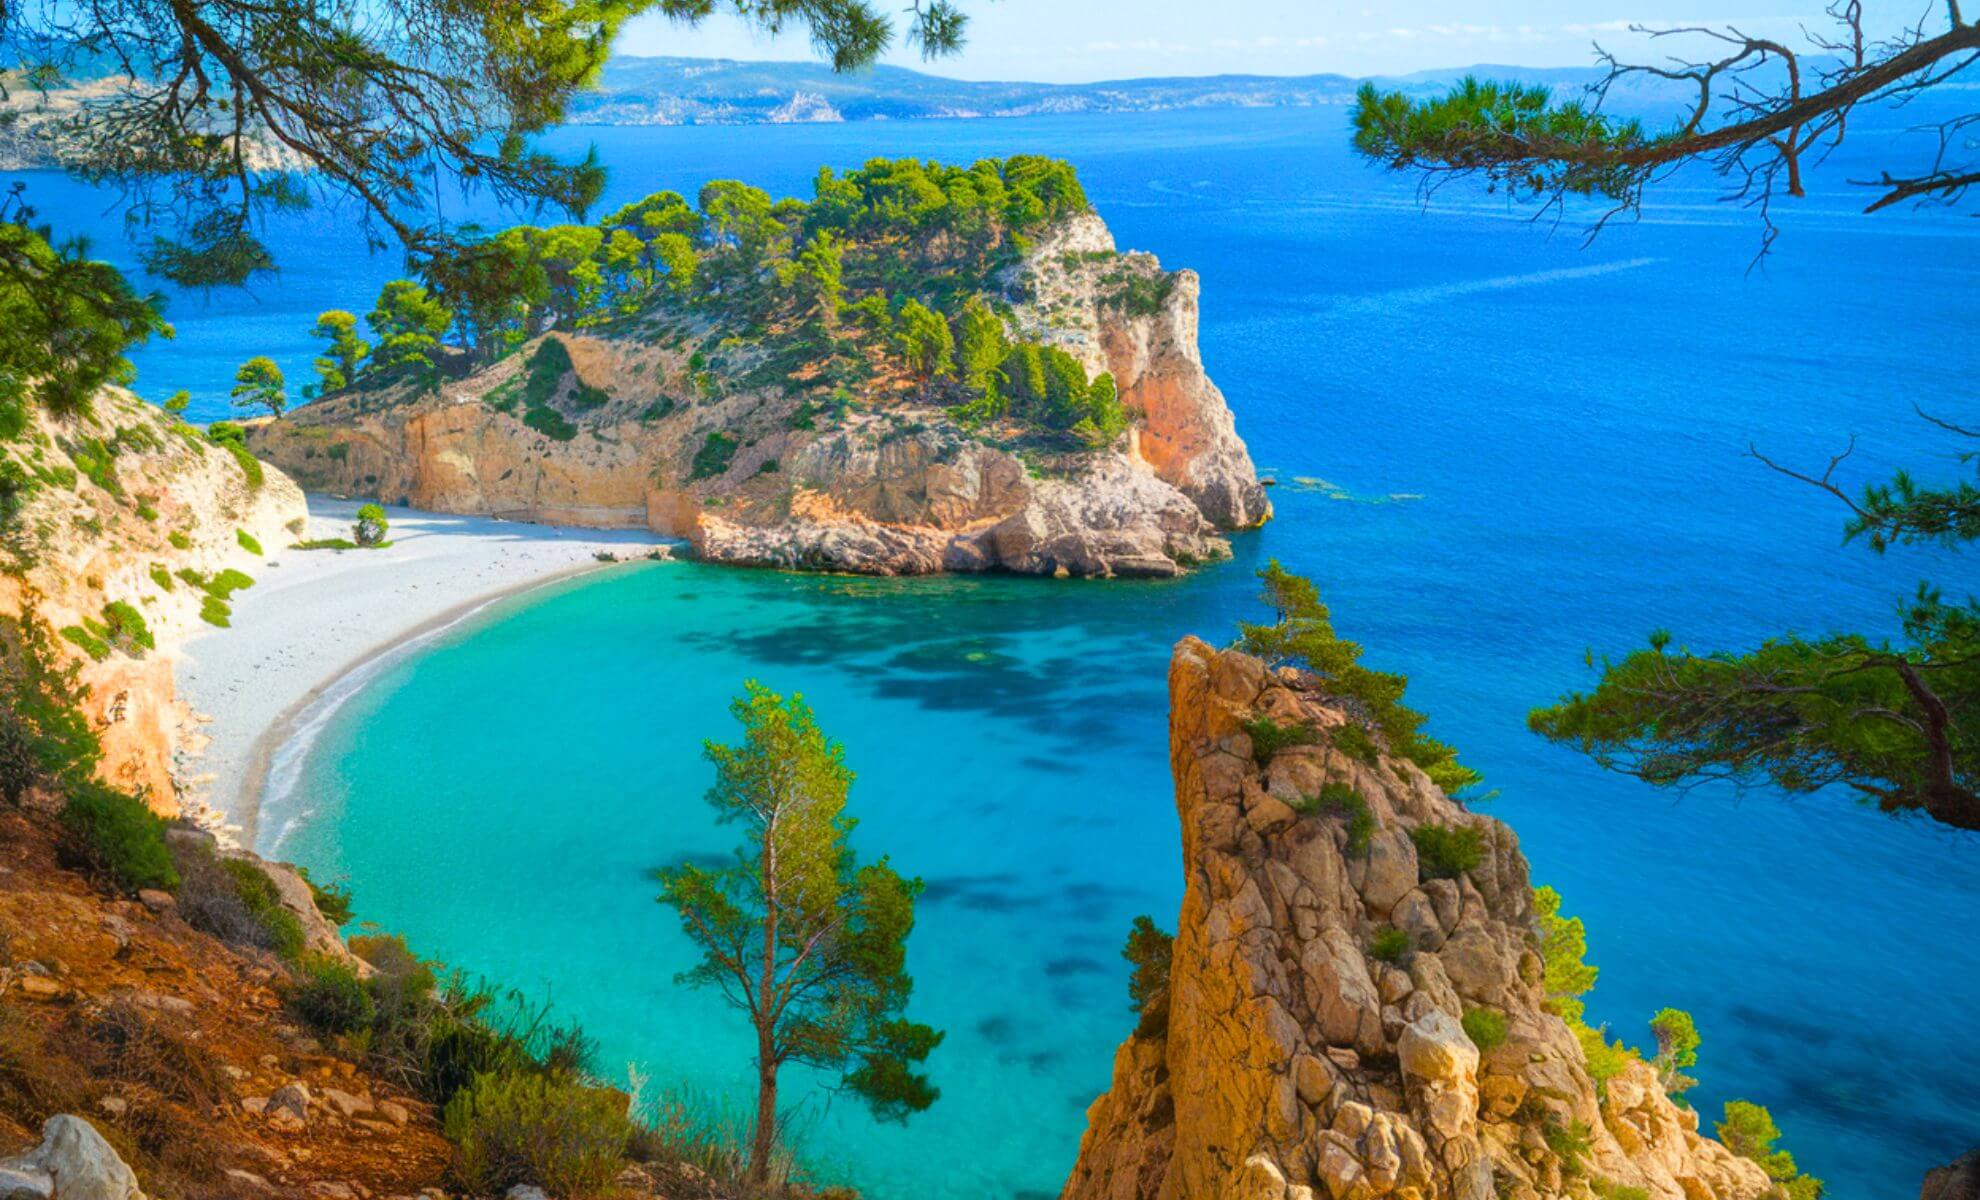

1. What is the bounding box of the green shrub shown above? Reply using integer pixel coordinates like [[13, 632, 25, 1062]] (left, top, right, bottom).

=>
[[1240, 715, 1316, 764], [292, 538, 360, 551], [219, 857, 306, 960], [99, 601, 153, 655], [1593, 1182, 1651, 1200], [149, 565, 173, 591], [290, 956, 376, 1034], [1333, 723, 1379, 764], [222, 441, 264, 489], [208, 568, 254, 599], [134, 501, 158, 522], [1411, 823, 1483, 880], [199, 596, 231, 627], [59, 781, 178, 894], [1575, 1021, 1633, 1093], [756, 458, 780, 476], [1545, 1119, 1593, 1178], [1121, 915, 1173, 1036], [523, 405, 578, 441], [1368, 926, 1409, 964], [689, 432, 737, 481], [236, 529, 263, 555], [640, 397, 677, 422], [1716, 1101, 1825, 1200], [444, 1070, 633, 1199], [298, 866, 354, 925], [60, 625, 110, 662], [167, 530, 192, 550], [1462, 1007, 1509, 1050], [1297, 781, 1376, 853]]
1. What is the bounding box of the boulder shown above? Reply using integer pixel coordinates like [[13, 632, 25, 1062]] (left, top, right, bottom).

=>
[[1925, 1150, 1980, 1200], [0, 1115, 145, 1200]]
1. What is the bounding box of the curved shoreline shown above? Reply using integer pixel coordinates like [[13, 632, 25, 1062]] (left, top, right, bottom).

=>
[[238, 561, 622, 853], [172, 496, 672, 850]]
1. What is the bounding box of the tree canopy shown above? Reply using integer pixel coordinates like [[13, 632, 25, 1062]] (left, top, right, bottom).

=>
[[1531, 413, 1979, 831], [0, 0, 972, 430], [304, 155, 1126, 449], [1350, 6, 1980, 253]]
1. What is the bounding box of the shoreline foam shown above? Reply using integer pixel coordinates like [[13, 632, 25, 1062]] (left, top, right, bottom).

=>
[[172, 496, 669, 848]]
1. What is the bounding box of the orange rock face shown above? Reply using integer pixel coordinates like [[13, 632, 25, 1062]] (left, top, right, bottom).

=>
[[1060, 638, 1773, 1200]]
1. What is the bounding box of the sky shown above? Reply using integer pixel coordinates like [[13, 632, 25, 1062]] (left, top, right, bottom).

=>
[[616, 1, 1901, 83]]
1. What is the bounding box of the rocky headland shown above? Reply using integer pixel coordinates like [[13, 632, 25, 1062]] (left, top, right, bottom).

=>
[[1062, 637, 1776, 1200], [248, 208, 1269, 579]]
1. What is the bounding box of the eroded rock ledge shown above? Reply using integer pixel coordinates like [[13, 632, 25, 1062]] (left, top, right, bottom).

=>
[[249, 214, 1269, 578], [1061, 638, 1772, 1200]]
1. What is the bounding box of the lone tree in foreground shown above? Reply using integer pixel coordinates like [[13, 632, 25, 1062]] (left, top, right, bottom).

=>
[[656, 683, 941, 1183], [1350, 3, 1980, 254], [1531, 410, 1978, 832]]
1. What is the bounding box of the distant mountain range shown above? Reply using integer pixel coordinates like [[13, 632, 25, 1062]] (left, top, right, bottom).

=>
[[569, 56, 1707, 126]]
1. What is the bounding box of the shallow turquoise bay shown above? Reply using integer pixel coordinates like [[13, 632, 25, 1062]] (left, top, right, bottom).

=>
[[41, 105, 1971, 1197]]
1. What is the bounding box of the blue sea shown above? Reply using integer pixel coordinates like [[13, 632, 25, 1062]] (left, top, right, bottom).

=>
[[27, 104, 1980, 1198]]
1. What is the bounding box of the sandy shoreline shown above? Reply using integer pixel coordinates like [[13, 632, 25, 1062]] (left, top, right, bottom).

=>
[[173, 497, 669, 850]]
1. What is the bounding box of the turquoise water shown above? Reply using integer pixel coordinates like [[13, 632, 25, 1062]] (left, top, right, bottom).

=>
[[27, 105, 1979, 1195]]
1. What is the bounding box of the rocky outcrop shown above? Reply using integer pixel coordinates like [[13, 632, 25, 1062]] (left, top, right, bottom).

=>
[[248, 213, 1267, 578], [0, 391, 307, 813], [1925, 1151, 1980, 1200], [1061, 638, 1773, 1200], [0, 1115, 146, 1200]]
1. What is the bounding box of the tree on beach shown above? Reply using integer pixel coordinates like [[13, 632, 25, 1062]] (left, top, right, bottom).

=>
[[1350, 4, 1980, 255], [230, 356, 287, 417], [353, 503, 389, 548], [655, 682, 941, 1183]]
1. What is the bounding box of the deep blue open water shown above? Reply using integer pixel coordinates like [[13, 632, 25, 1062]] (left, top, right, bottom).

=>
[[24, 104, 1979, 1198]]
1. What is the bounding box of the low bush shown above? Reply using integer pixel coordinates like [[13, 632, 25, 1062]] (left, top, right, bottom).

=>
[[1368, 926, 1409, 965], [689, 432, 737, 481], [148, 566, 173, 591], [290, 957, 375, 1035], [298, 866, 354, 925], [632, 1084, 809, 1194], [59, 782, 178, 894], [198, 596, 231, 628], [1332, 723, 1379, 764], [1462, 1007, 1509, 1051], [100, 601, 154, 655], [524, 405, 579, 441], [1411, 823, 1483, 880], [167, 531, 192, 550], [1297, 781, 1375, 854], [1240, 715, 1316, 764], [219, 858, 306, 960], [444, 1070, 633, 1199], [235, 529, 262, 555]]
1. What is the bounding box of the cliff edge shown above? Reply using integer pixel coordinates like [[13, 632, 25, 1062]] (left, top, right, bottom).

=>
[[0, 391, 306, 813], [1062, 637, 1773, 1200]]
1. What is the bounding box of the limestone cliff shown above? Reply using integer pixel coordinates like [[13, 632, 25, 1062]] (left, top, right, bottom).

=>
[[1062, 638, 1773, 1200], [248, 213, 1268, 578], [0, 390, 307, 812]]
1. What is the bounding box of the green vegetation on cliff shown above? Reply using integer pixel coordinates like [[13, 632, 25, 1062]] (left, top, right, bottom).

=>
[[303, 155, 1140, 450]]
